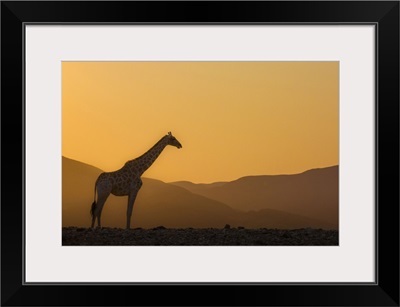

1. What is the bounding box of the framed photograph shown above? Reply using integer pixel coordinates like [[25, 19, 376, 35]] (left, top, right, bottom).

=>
[[61, 61, 340, 245], [2, 1, 399, 306]]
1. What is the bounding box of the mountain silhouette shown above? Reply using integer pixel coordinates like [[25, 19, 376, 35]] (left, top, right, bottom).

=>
[[171, 166, 338, 229], [62, 157, 336, 229]]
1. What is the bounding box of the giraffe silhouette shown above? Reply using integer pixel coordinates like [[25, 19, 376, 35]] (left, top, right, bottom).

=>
[[90, 132, 182, 229]]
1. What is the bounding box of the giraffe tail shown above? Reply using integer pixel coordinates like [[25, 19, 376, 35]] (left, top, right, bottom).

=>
[[90, 184, 97, 218]]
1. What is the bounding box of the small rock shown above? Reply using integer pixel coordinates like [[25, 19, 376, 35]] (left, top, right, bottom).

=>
[[224, 224, 231, 229]]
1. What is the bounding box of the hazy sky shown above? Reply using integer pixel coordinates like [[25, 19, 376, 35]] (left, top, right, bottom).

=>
[[62, 61, 338, 183]]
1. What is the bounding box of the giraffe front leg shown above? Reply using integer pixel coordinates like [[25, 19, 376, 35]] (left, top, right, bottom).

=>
[[126, 180, 142, 229], [126, 191, 139, 230]]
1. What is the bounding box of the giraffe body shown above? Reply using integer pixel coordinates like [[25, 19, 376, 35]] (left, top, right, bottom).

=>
[[90, 132, 182, 229]]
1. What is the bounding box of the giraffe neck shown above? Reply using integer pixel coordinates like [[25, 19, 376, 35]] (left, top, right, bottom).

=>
[[132, 136, 169, 175]]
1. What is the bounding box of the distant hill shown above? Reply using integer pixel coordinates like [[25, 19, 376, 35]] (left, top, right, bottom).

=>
[[62, 157, 105, 226], [63, 157, 237, 228], [62, 157, 336, 229], [171, 166, 339, 229]]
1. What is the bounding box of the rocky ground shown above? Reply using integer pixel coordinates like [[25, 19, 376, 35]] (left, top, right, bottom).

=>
[[62, 226, 338, 246]]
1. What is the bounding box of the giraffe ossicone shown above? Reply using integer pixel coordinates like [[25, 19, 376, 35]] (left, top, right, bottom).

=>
[[90, 132, 182, 229]]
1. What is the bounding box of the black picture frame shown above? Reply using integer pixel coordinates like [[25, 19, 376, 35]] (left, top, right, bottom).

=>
[[1, 1, 399, 306]]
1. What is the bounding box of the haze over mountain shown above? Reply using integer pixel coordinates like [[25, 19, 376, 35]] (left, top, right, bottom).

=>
[[62, 157, 337, 229], [172, 166, 339, 228]]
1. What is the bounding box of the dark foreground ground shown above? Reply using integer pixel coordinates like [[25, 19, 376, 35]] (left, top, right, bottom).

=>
[[62, 226, 338, 246]]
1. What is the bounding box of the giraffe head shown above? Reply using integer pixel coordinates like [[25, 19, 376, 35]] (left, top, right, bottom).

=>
[[166, 131, 182, 149]]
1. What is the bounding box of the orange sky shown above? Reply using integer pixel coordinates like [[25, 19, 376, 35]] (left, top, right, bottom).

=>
[[62, 62, 338, 183]]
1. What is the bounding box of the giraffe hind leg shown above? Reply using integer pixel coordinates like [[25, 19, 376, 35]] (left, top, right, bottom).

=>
[[92, 192, 110, 228], [90, 201, 97, 228]]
